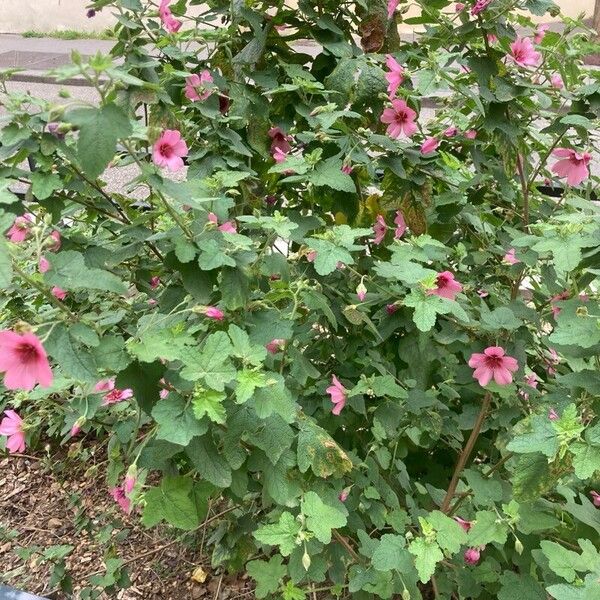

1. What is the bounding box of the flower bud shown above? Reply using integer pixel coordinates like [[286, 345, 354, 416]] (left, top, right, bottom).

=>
[[302, 551, 311, 571]]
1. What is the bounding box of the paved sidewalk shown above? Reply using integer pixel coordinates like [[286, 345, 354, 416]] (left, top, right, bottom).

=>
[[0, 34, 114, 85]]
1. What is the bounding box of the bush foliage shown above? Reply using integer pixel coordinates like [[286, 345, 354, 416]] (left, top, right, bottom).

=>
[[1, 0, 600, 597]]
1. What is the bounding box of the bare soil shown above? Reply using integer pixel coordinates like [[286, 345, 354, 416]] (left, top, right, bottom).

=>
[[0, 452, 252, 599]]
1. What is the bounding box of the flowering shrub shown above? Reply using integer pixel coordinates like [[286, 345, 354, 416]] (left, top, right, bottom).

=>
[[0, 0, 599, 597]]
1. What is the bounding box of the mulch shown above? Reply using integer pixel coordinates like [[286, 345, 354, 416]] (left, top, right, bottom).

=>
[[0, 451, 252, 599]]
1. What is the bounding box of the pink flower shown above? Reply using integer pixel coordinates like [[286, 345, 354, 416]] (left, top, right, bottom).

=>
[[420, 137, 439, 155], [550, 73, 564, 89], [551, 148, 591, 187], [124, 467, 137, 494], [0, 331, 53, 391], [471, 0, 493, 16], [487, 33, 498, 43], [509, 37, 541, 67], [385, 55, 404, 97], [306, 250, 317, 263], [534, 23, 550, 44], [70, 418, 84, 437], [524, 373, 539, 389], [39, 256, 50, 274], [103, 388, 133, 405], [465, 129, 477, 139], [430, 271, 462, 301], [387, 0, 400, 18], [590, 491, 600, 507], [110, 486, 131, 514], [219, 221, 237, 234], [266, 339, 285, 354], [160, 389, 169, 399], [394, 211, 406, 239], [268, 127, 292, 163], [185, 70, 213, 101], [0, 410, 26, 453], [380, 99, 418, 139], [339, 487, 351, 502], [47, 231, 61, 252], [503, 248, 520, 265], [386, 303, 398, 315], [341, 164, 353, 175], [468, 346, 519, 387], [464, 547, 481, 565], [327, 375, 347, 416], [455, 2, 465, 11], [356, 281, 367, 302], [373, 215, 387, 245], [51, 286, 67, 300], [207, 212, 219, 225], [152, 129, 188, 171], [550, 290, 569, 317], [548, 408, 559, 421], [7, 214, 34, 243], [477, 289, 489, 298], [444, 126, 458, 137], [454, 517, 472, 532], [95, 378, 115, 392], [150, 276, 160, 289], [205, 306, 225, 321], [158, 0, 182, 33]]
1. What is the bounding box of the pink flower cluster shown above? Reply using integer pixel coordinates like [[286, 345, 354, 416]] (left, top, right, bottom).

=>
[[95, 379, 133, 405], [159, 0, 182, 33], [268, 127, 293, 163]]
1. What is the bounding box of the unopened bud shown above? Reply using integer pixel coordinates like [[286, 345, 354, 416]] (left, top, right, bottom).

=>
[[402, 589, 411, 600], [514, 537, 523, 555], [302, 551, 311, 571]]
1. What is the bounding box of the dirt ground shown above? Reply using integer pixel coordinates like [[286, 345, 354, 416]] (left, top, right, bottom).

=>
[[0, 452, 252, 599]]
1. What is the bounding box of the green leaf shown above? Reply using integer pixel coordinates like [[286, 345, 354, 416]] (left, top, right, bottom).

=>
[[235, 369, 271, 404], [468, 511, 508, 546], [45, 324, 97, 383], [404, 290, 447, 332], [69, 103, 132, 178], [511, 453, 554, 502], [540, 541, 587, 583], [253, 376, 297, 423], [0, 180, 19, 204], [247, 555, 287, 599], [428, 510, 467, 554], [408, 537, 443, 584], [220, 267, 249, 310], [229, 324, 267, 366], [371, 534, 411, 572], [497, 572, 546, 600], [46, 251, 127, 294], [572, 442, 600, 480], [308, 157, 355, 192], [192, 388, 227, 424], [142, 476, 200, 530], [198, 239, 236, 270], [547, 575, 600, 600], [481, 307, 521, 331], [308, 239, 353, 276], [152, 395, 207, 446], [507, 415, 559, 458], [549, 306, 600, 349], [301, 491, 347, 544], [281, 581, 306, 600], [128, 326, 195, 363], [0, 238, 13, 288], [297, 420, 353, 478], [31, 172, 62, 200], [180, 331, 236, 391], [186, 436, 232, 488], [254, 511, 301, 556]]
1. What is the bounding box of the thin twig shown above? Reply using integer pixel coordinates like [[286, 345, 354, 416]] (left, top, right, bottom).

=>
[[440, 393, 492, 513], [213, 573, 224, 600], [332, 529, 360, 562]]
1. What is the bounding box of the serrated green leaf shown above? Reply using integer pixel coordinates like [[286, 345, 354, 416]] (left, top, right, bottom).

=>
[[142, 476, 200, 530], [192, 388, 226, 424], [254, 511, 301, 556], [247, 555, 287, 599], [302, 491, 347, 544], [408, 537, 443, 583], [152, 394, 207, 446]]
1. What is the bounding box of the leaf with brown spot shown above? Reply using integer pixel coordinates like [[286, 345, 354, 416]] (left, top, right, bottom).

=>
[[297, 420, 352, 478]]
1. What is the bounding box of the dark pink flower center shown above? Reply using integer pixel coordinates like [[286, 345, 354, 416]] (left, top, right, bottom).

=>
[[16, 342, 40, 365], [484, 355, 502, 368], [159, 143, 174, 158], [396, 110, 409, 124], [437, 274, 450, 287]]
